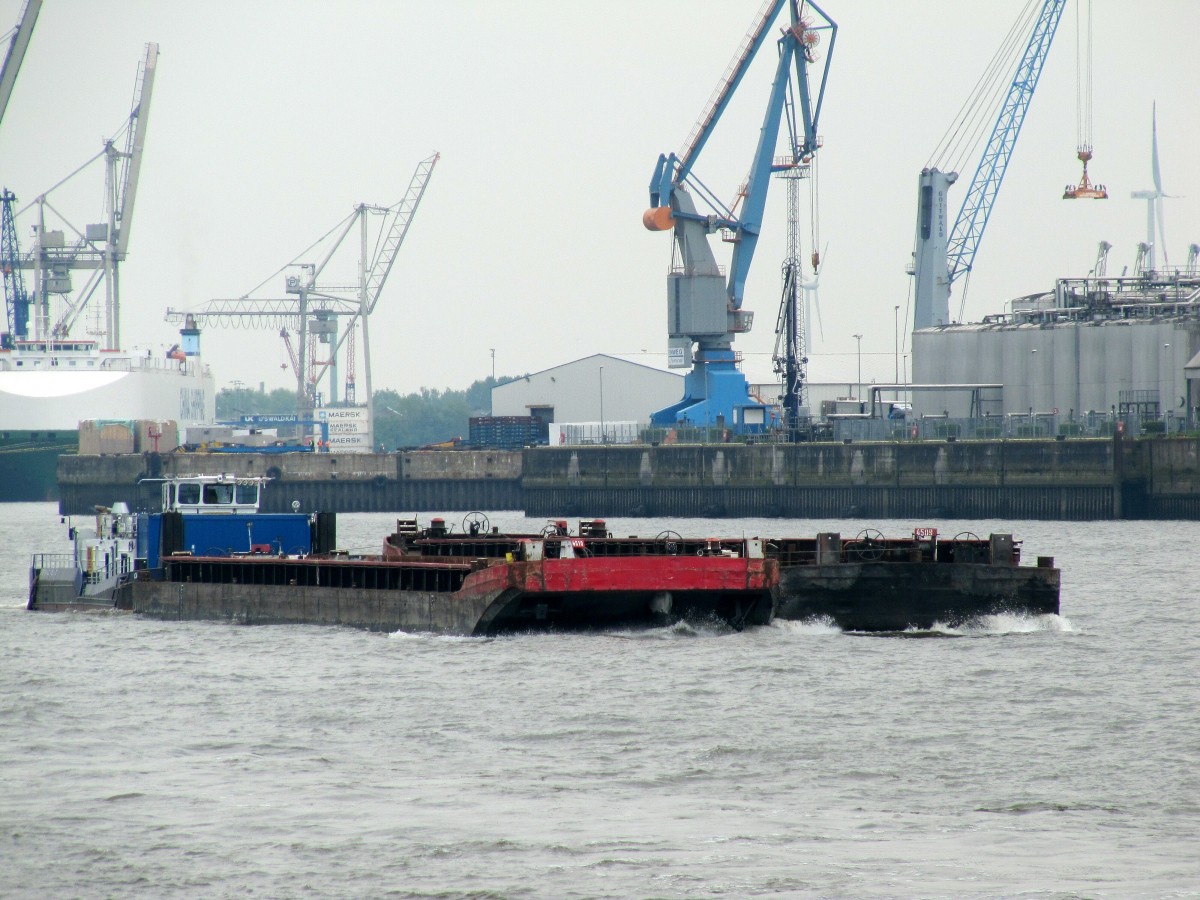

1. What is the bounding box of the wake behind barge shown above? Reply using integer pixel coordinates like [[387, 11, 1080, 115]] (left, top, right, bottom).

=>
[[29, 476, 1059, 633]]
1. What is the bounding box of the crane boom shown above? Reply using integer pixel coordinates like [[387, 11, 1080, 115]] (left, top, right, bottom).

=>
[[112, 42, 157, 259], [0, 0, 41, 129], [911, 0, 1065, 330], [674, 0, 781, 186], [365, 151, 438, 314], [946, 0, 1064, 287]]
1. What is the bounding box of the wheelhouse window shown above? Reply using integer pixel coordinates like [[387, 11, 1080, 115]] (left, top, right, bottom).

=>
[[176, 483, 201, 505], [202, 483, 234, 505]]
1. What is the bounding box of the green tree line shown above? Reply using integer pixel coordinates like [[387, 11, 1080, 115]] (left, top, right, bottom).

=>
[[215, 377, 513, 450]]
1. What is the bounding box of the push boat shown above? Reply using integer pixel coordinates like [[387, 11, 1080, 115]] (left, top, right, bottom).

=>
[[29, 476, 1060, 633]]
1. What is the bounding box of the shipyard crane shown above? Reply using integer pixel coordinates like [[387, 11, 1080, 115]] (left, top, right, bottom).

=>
[[9, 41, 157, 348], [0, 0, 41, 130], [167, 152, 439, 446], [643, 0, 836, 433], [910, 0, 1066, 331]]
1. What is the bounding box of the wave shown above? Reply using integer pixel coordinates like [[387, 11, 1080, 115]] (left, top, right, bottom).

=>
[[927, 612, 1075, 636], [766, 616, 843, 635]]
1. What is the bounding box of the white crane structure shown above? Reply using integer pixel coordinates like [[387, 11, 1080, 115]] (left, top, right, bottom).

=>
[[10, 40, 157, 349], [167, 152, 440, 450], [0, 0, 41, 129]]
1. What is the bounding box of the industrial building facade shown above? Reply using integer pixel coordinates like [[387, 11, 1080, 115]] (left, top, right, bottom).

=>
[[913, 275, 1200, 424]]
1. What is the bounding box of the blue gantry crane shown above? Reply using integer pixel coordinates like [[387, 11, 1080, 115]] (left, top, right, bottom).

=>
[[911, 0, 1067, 330], [1, 189, 30, 347], [643, 0, 836, 434]]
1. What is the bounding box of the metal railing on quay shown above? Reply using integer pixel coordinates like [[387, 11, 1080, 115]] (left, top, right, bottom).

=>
[[543, 411, 1200, 450]]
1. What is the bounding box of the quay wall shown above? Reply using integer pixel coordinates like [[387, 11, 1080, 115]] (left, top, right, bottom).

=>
[[520, 441, 1119, 519], [55, 437, 1200, 520]]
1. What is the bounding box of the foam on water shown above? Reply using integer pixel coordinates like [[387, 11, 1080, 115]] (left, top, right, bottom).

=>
[[387, 629, 489, 643], [924, 612, 1076, 636], [766, 615, 843, 635]]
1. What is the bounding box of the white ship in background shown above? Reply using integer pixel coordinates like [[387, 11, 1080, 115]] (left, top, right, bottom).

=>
[[0, 323, 215, 433], [1, 13, 215, 498]]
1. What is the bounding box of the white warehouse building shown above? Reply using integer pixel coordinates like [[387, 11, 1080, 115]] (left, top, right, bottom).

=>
[[491, 354, 683, 425]]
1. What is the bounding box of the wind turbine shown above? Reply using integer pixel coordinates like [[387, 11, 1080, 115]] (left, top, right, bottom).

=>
[[1130, 103, 1173, 271]]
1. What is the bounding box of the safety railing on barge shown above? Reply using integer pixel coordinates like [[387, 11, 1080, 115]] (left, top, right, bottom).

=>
[[160, 555, 481, 592], [384, 521, 1025, 568]]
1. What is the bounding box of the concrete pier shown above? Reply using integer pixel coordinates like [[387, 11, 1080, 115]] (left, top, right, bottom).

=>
[[55, 436, 1200, 520]]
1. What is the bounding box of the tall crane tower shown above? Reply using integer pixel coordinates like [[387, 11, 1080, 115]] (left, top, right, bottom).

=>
[[1, 188, 29, 346], [167, 152, 439, 448], [910, 0, 1066, 331], [643, 0, 836, 434], [7, 41, 157, 348]]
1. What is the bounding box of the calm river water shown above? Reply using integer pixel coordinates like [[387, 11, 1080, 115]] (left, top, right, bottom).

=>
[[1, 504, 1197, 898]]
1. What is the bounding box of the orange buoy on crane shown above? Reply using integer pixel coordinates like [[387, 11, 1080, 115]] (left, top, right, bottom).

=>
[[642, 206, 675, 231]]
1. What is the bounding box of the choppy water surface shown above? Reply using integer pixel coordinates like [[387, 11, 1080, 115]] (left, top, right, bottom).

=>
[[2, 505, 1198, 898]]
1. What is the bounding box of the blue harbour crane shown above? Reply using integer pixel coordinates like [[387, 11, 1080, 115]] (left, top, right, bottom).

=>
[[643, 0, 836, 434], [911, 0, 1066, 330], [1, 189, 30, 347]]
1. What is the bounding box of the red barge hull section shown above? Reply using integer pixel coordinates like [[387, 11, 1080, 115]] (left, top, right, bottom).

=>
[[130, 553, 776, 635]]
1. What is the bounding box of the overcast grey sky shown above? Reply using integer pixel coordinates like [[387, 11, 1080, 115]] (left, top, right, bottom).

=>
[[2, 0, 1197, 397]]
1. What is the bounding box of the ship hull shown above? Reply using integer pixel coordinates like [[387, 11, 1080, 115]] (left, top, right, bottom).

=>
[[128, 553, 777, 635], [0, 436, 72, 500], [774, 560, 1060, 631], [0, 355, 215, 501]]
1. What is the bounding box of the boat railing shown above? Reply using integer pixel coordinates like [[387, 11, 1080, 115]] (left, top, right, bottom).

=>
[[385, 527, 1017, 567], [30, 552, 76, 575]]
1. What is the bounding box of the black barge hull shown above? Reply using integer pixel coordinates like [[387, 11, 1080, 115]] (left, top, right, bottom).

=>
[[773, 561, 1060, 631]]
